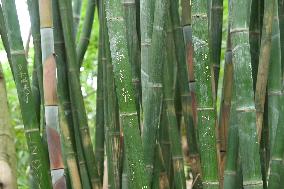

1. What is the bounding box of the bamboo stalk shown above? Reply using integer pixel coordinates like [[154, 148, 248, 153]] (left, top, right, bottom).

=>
[[163, 8, 187, 189], [171, 2, 201, 186], [140, 0, 168, 185], [58, 0, 101, 188], [230, 0, 263, 188], [105, 0, 148, 187], [103, 4, 122, 187], [0, 5, 13, 76], [76, 0, 96, 66], [152, 144, 170, 189], [0, 0, 52, 188], [249, 0, 263, 90], [123, 0, 142, 127], [73, 0, 82, 37], [278, 0, 284, 78], [0, 63, 17, 189], [209, 0, 223, 93], [267, 0, 282, 157], [38, 0, 67, 187], [95, 0, 105, 184], [191, 0, 219, 188], [267, 94, 284, 189], [255, 0, 276, 142], [219, 25, 234, 188], [52, 0, 84, 188]]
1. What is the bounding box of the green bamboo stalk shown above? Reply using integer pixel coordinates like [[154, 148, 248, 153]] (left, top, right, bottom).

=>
[[220, 25, 234, 189], [105, 0, 148, 188], [27, 0, 46, 137], [159, 105, 173, 187], [121, 151, 129, 189], [58, 0, 101, 188], [140, 0, 154, 110], [230, 0, 263, 188], [278, 0, 284, 78], [76, 0, 96, 66], [123, 0, 142, 127], [255, 0, 276, 142], [73, 0, 82, 37], [140, 0, 168, 185], [94, 0, 105, 184], [0, 5, 13, 76], [52, 0, 84, 188], [163, 9, 186, 189], [103, 5, 122, 187], [171, 2, 201, 185], [0, 0, 52, 188], [38, 0, 67, 187], [0, 63, 17, 189], [267, 95, 284, 189], [267, 0, 281, 157], [209, 0, 223, 93], [249, 0, 262, 90], [152, 144, 170, 189], [191, 0, 219, 188]]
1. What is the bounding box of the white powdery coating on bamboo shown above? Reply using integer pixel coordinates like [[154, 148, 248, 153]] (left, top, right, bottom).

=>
[[40, 28, 54, 62]]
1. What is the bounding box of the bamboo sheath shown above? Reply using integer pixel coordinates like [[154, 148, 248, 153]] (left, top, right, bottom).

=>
[[38, 0, 67, 188]]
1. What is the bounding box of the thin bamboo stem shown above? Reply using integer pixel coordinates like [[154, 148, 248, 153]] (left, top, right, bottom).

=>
[[76, 0, 96, 66], [255, 0, 276, 142]]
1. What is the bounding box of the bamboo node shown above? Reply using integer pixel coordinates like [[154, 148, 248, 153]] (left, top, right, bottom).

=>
[[243, 180, 263, 186], [196, 107, 214, 111], [24, 128, 40, 133], [268, 90, 282, 96], [230, 28, 249, 34], [120, 112, 137, 117], [236, 106, 256, 112], [122, 0, 135, 5], [10, 50, 25, 56]]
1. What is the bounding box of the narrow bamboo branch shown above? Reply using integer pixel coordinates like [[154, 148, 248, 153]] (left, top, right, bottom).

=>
[[73, 0, 82, 37], [255, 0, 276, 142], [0, 0, 52, 187], [76, 0, 96, 66], [209, 0, 223, 94], [94, 0, 105, 184]]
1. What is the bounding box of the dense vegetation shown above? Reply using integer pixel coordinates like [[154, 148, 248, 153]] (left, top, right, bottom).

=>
[[0, 0, 284, 189]]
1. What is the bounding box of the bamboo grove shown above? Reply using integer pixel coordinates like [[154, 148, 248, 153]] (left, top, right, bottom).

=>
[[1, 0, 284, 188]]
